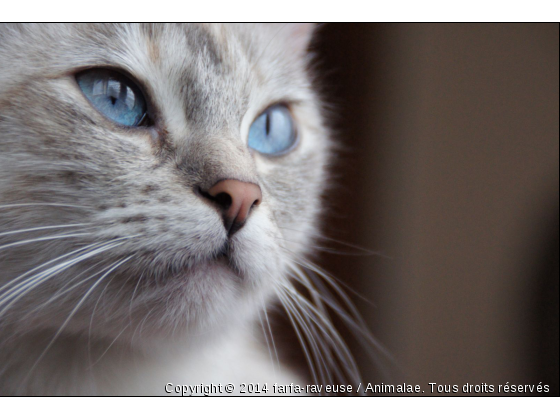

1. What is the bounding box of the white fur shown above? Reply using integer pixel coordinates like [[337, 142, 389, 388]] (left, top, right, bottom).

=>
[[0, 24, 362, 395]]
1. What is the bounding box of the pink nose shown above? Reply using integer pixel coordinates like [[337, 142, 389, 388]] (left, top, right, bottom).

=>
[[207, 179, 262, 236]]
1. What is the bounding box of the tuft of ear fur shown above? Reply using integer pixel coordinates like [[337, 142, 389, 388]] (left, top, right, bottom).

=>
[[263, 23, 317, 58], [282, 23, 316, 55]]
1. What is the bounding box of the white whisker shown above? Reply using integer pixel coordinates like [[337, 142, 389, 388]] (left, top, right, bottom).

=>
[[87, 262, 123, 365], [0, 241, 124, 314], [0, 236, 138, 319], [131, 306, 157, 344], [0, 223, 91, 238], [0, 236, 134, 295], [26, 261, 108, 316], [290, 253, 398, 384], [262, 300, 280, 372], [0, 243, 108, 310], [284, 291, 348, 386], [279, 288, 331, 388], [0, 242, 101, 295], [22, 256, 132, 384], [283, 282, 361, 385], [0, 232, 90, 252], [257, 310, 275, 374], [275, 288, 321, 391], [128, 272, 145, 326], [90, 325, 129, 367], [278, 225, 392, 259], [0, 203, 91, 210]]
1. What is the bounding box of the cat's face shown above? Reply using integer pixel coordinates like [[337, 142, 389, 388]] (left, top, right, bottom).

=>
[[0, 24, 328, 345]]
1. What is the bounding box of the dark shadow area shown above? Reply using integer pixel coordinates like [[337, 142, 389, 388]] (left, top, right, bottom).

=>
[[279, 23, 560, 395]]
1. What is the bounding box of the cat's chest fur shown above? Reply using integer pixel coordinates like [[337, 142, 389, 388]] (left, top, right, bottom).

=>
[[2, 323, 299, 395], [0, 23, 341, 395]]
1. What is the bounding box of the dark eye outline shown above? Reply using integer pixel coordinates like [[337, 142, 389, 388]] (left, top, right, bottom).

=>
[[247, 103, 299, 157], [74, 67, 154, 128]]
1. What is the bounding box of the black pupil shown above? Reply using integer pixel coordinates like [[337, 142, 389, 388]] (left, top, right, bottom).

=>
[[265, 111, 271, 135]]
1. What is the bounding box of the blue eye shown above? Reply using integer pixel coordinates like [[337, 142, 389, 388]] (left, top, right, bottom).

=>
[[248, 105, 297, 155], [76, 69, 147, 127]]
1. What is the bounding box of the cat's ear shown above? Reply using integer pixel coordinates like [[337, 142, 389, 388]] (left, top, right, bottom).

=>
[[260, 23, 317, 57], [281, 23, 317, 56]]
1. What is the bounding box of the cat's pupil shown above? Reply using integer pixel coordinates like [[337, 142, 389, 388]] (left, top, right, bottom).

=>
[[265, 111, 271, 136]]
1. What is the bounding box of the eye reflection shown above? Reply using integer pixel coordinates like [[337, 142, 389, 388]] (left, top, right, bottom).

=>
[[76, 69, 147, 127]]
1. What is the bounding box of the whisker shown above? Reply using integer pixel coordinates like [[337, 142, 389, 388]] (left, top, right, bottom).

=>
[[22, 256, 132, 384], [90, 325, 129, 367], [280, 289, 332, 387], [262, 300, 280, 372], [128, 272, 145, 326], [287, 259, 329, 315], [0, 232, 91, 252], [0, 237, 138, 318], [0, 236, 133, 295], [0, 243, 109, 310], [87, 263, 123, 365], [26, 261, 107, 316], [287, 247, 376, 307], [0, 223, 91, 238], [301, 258, 380, 335], [275, 236, 380, 257], [279, 225, 392, 259], [0, 242, 101, 295], [271, 230, 399, 390], [293, 255, 399, 382], [283, 283, 362, 386], [0, 203, 91, 210], [257, 309, 276, 376], [275, 287, 321, 391], [132, 306, 157, 344], [0, 241, 121, 309]]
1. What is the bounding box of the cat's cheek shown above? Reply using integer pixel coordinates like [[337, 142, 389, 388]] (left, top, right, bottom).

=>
[[144, 126, 172, 154]]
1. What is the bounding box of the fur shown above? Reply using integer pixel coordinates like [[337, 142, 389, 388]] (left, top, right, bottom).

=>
[[0, 23, 364, 395]]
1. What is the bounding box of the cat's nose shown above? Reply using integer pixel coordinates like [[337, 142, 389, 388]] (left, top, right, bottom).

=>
[[206, 179, 262, 237]]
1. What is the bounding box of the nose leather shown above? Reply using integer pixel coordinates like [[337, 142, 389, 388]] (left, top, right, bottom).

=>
[[207, 179, 262, 236]]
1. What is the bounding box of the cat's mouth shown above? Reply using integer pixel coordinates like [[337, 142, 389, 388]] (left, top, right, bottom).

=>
[[183, 240, 241, 277], [212, 241, 240, 273], [216, 241, 230, 260], [208, 248, 231, 270]]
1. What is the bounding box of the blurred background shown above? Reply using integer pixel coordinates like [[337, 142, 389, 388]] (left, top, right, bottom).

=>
[[301, 23, 558, 395]]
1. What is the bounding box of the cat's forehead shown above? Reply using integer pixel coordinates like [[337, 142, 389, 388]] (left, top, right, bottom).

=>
[[1, 23, 309, 90], [105, 24, 244, 80], [114, 24, 253, 130], [62, 24, 309, 130]]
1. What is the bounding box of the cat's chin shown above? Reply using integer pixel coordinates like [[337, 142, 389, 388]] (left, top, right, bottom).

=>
[[110, 244, 276, 344], [152, 238, 242, 283], [175, 253, 242, 284]]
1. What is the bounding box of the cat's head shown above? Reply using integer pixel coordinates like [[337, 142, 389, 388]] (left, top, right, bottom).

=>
[[0, 24, 329, 345]]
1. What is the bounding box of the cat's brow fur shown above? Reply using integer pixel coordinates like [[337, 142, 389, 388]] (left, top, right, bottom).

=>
[[0, 23, 341, 395]]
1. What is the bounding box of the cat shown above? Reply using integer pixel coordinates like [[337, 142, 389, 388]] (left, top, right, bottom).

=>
[[0, 23, 370, 395]]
